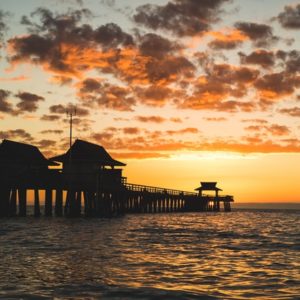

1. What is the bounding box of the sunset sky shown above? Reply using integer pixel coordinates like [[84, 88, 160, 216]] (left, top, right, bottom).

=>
[[1, 0, 300, 202]]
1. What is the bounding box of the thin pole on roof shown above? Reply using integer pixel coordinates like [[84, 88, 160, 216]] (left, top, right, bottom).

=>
[[67, 107, 76, 148]]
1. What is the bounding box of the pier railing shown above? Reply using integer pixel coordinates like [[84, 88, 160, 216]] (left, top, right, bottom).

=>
[[123, 182, 197, 196]]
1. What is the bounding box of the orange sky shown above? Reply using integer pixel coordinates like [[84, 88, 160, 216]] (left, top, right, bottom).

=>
[[1, 0, 300, 202]]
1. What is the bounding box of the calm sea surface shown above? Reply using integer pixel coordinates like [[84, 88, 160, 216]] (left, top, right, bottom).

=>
[[0, 208, 299, 299]]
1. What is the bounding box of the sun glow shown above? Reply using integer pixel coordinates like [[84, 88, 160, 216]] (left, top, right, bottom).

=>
[[170, 151, 257, 161]]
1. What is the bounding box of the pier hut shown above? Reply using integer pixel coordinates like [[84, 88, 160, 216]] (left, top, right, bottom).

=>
[[50, 139, 126, 217], [195, 182, 233, 211], [0, 139, 57, 217]]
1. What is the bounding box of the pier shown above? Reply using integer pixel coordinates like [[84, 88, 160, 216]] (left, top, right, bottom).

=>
[[0, 139, 233, 218]]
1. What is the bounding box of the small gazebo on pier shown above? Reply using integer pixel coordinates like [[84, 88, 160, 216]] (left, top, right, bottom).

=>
[[195, 182, 233, 211]]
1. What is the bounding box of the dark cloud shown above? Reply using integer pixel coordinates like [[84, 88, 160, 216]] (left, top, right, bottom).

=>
[[204, 117, 227, 121], [123, 127, 140, 135], [135, 85, 172, 107], [146, 56, 195, 83], [254, 72, 300, 99], [279, 107, 300, 117], [0, 89, 14, 114], [235, 22, 278, 47], [40, 114, 61, 121], [78, 78, 136, 111], [135, 115, 166, 123], [0, 129, 33, 141], [239, 50, 275, 68], [94, 23, 134, 49], [267, 124, 290, 136], [36, 139, 56, 148], [276, 4, 300, 29], [208, 39, 242, 50], [0, 10, 9, 46], [276, 50, 300, 74], [40, 129, 63, 134], [9, 8, 133, 75], [49, 104, 89, 116], [139, 33, 180, 58], [178, 63, 260, 111], [15, 91, 44, 112], [166, 127, 199, 135], [133, 0, 230, 37], [244, 123, 290, 136]]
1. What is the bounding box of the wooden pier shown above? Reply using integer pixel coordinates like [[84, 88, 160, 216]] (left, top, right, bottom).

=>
[[0, 139, 233, 218]]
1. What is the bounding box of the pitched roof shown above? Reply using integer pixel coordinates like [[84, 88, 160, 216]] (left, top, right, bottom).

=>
[[195, 182, 222, 191], [50, 139, 126, 167], [0, 139, 56, 166]]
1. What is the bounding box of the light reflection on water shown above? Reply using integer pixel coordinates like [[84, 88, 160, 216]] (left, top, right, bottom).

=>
[[0, 211, 299, 299]]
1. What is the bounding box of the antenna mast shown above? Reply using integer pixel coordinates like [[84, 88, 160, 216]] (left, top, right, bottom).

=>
[[67, 107, 76, 148]]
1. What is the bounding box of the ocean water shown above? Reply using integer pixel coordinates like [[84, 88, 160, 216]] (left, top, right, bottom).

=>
[[0, 208, 299, 299]]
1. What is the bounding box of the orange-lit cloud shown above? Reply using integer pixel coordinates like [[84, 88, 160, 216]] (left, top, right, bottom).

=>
[[208, 29, 247, 49]]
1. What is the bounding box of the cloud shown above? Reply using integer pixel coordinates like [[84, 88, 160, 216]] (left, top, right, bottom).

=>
[[254, 72, 300, 99], [242, 118, 268, 124], [279, 107, 300, 117], [15, 91, 44, 112], [276, 50, 300, 74], [276, 4, 300, 29], [0, 129, 33, 141], [234, 22, 278, 47], [239, 50, 275, 68], [134, 85, 173, 107], [204, 117, 227, 121], [166, 127, 199, 135], [8, 8, 134, 77], [208, 29, 247, 50], [49, 103, 89, 116], [145, 56, 195, 84], [135, 115, 167, 123], [77, 78, 136, 111], [0, 10, 9, 46], [245, 123, 290, 136], [133, 0, 230, 37], [170, 117, 183, 123], [40, 114, 61, 121], [267, 124, 290, 136], [40, 129, 63, 134], [93, 23, 134, 49], [178, 63, 259, 111], [139, 33, 181, 58], [123, 127, 140, 135], [36, 139, 57, 148], [0, 89, 14, 114], [0, 75, 29, 82]]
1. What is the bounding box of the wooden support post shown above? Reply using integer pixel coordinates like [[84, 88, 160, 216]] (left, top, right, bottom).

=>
[[45, 189, 52, 216], [65, 189, 76, 217], [9, 188, 17, 216], [0, 187, 10, 217], [75, 191, 82, 216], [34, 189, 40, 217], [55, 189, 63, 217], [18, 189, 27, 217]]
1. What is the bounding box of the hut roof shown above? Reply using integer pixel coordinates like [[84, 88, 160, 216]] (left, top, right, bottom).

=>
[[195, 182, 222, 191], [0, 139, 56, 166], [50, 139, 126, 167]]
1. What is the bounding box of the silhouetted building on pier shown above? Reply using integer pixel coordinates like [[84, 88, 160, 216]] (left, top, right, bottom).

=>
[[51, 139, 125, 189], [0, 139, 234, 217], [0, 139, 57, 217]]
